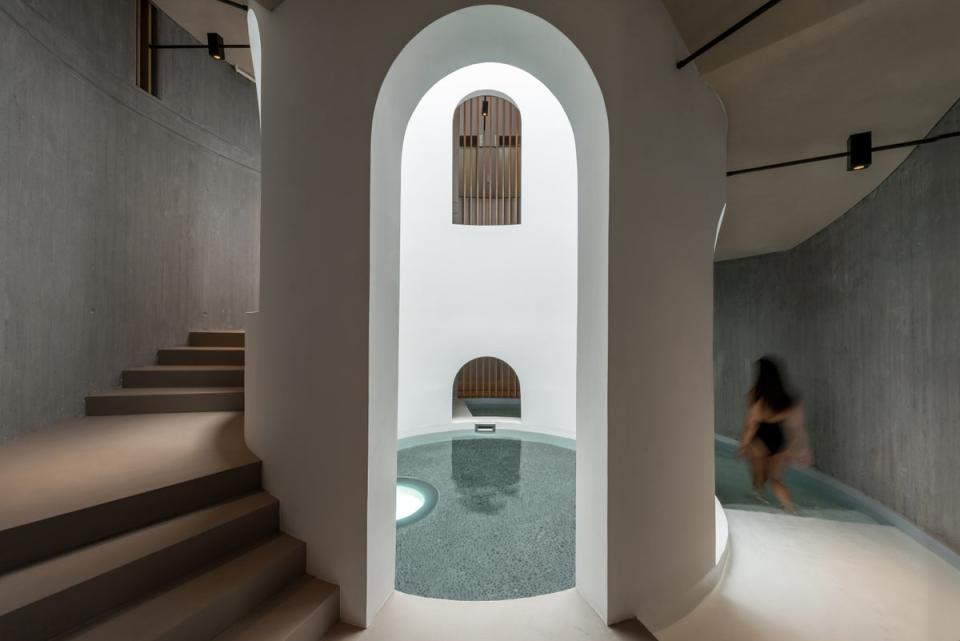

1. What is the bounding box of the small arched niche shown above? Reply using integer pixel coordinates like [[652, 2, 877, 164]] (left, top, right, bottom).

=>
[[452, 95, 521, 225], [452, 356, 521, 419]]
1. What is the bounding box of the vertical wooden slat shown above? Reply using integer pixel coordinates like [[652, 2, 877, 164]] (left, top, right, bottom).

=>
[[453, 96, 521, 226], [498, 97, 504, 226], [515, 108, 520, 224]]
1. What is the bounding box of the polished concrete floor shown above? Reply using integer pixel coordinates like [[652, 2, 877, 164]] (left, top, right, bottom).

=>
[[330, 508, 960, 641]]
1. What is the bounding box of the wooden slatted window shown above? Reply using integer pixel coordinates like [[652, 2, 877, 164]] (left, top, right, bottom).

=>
[[454, 357, 521, 399], [453, 96, 521, 225]]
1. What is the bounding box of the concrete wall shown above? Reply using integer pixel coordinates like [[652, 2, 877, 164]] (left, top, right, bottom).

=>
[[247, 0, 724, 629], [714, 98, 960, 552], [0, 0, 261, 442]]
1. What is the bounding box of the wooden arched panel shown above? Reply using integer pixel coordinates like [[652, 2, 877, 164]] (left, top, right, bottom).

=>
[[452, 95, 521, 225]]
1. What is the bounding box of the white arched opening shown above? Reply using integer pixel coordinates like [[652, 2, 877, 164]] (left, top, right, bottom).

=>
[[397, 62, 577, 440], [370, 4, 609, 623], [248, 0, 725, 630]]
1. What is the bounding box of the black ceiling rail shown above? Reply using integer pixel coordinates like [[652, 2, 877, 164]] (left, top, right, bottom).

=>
[[676, 0, 784, 70], [213, 0, 249, 11], [727, 131, 960, 177], [151, 32, 249, 61]]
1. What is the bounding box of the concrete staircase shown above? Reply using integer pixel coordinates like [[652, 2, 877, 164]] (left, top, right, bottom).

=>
[[86, 331, 246, 416], [0, 331, 339, 641]]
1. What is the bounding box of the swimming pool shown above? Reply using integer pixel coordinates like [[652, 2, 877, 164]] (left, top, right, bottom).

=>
[[395, 431, 913, 602], [396, 431, 574, 600]]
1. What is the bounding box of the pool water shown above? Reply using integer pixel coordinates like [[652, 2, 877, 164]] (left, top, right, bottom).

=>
[[396, 433, 880, 601], [714, 443, 879, 524], [396, 436, 574, 600]]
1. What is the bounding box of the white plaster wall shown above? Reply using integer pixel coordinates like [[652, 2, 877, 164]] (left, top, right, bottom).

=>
[[248, 0, 724, 629], [398, 63, 577, 440]]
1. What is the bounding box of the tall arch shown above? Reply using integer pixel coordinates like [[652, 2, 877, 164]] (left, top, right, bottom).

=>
[[248, 0, 725, 630], [371, 3, 609, 624]]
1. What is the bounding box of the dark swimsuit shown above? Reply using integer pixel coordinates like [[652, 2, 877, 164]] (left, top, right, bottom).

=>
[[755, 421, 785, 455]]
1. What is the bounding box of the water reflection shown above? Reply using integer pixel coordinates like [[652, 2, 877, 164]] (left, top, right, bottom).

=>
[[451, 438, 522, 514]]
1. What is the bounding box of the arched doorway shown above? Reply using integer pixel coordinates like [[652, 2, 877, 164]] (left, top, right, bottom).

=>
[[248, 0, 725, 630], [373, 5, 608, 621], [452, 357, 521, 420]]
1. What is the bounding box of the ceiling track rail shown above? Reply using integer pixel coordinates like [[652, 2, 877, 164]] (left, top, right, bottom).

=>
[[213, 0, 249, 11], [727, 131, 960, 177], [676, 0, 784, 70]]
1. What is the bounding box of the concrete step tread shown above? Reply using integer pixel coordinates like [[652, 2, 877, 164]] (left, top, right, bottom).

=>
[[157, 347, 246, 366], [88, 387, 243, 398], [124, 366, 245, 373], [190, 330, 245, 334], [160, 347, 245, 353], [188, 331, 245, 347], [62, 535, 305, 641], [212, 576, 339, 641], [0, 492, 277, 615], [0, 412, 255, 534]]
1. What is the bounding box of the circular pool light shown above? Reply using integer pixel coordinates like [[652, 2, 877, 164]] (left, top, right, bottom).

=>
[[396, 478, 438, 526]]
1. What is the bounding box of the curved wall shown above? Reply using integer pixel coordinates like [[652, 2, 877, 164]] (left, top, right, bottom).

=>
[[0, 0, 260, 442], [247, 0, 725, 629], [714, 98, 960, 554], [398, 63, 577, 440]]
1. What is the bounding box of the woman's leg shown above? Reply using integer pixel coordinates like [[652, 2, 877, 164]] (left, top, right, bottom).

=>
[[768, 454, 796, 513], [750, 440, 769, 494]]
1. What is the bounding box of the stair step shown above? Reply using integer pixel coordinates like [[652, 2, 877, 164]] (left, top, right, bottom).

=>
[[123, 366, 244, 389], [189, 331, 245, 348], [86, 387, 244, 416], [0, 412, 260, 574], [0, 493, 278, 641], [63, 534, 305, 641], [158, 347, 245, 366], [213, 576, 339, 641]]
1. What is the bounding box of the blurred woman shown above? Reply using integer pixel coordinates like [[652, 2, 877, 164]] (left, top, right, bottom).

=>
[[737, 356, 812, 513]]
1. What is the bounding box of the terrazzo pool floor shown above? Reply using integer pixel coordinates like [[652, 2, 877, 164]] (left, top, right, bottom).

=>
[[396, 437, 575, 600]]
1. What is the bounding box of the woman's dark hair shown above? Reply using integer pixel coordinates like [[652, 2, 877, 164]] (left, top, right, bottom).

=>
[[751, 356, 795, 413]]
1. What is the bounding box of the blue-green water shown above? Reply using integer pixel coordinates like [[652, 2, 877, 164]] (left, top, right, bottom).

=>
[[715, 444, 879, 523], [396, 434, 879, 601]]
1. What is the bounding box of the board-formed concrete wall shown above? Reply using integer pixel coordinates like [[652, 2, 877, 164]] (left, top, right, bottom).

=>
[[714, 98, 960, 552], [0, 0, 261, 442]]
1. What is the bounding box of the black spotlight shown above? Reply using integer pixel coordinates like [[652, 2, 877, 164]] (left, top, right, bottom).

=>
[[481, 98, 489, 118], [847, 131, 872, 171], [207, 32, 225, 60]]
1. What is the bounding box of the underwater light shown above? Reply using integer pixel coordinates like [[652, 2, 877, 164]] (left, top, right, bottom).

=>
[[396, 478, 439, 526]]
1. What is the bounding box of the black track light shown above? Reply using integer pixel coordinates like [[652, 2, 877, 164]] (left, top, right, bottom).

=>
[[207, 33, 225, 60], [847, 131, 872, 171]]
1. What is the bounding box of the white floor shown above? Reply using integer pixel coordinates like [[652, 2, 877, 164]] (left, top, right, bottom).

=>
[[325, 509, 960, 641]]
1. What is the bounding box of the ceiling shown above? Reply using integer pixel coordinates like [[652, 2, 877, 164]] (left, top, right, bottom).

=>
[[154, 0, 960, 261], [664, 0, 960, 259]]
